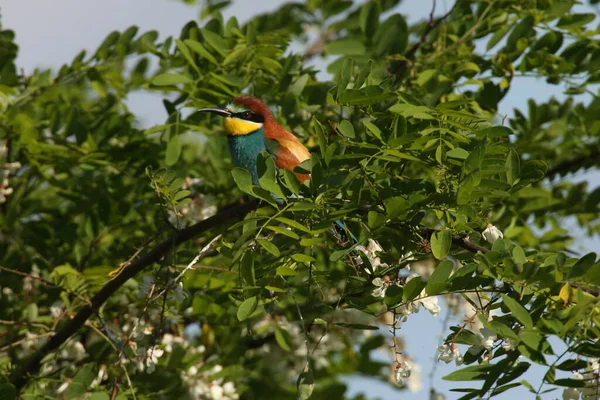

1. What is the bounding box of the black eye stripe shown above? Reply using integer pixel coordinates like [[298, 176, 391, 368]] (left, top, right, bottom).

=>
[[232, 111, 264, 123]]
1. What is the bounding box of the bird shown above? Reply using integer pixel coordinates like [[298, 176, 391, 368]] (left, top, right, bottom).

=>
[[197, 96, 310, 186], [197, 96, 356, 243]]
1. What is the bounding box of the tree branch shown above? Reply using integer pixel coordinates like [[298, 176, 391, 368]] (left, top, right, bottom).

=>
[[418, 226, 489, 254], [390, 0, 459, 77], [10, 198, 260, 391]]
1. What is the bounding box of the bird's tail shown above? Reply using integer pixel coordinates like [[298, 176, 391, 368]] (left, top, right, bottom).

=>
[[331, 219, 358, 245]]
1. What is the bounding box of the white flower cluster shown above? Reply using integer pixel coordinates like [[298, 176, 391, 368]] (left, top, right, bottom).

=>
[[162, 333, 238, 399], [169, 177, 217, 226], [372, 273, 441, 320], [437, 343, 464, 366], [563, 359, 600, 400], [182, 364, 239, 400], [0, 141, 21, 204]]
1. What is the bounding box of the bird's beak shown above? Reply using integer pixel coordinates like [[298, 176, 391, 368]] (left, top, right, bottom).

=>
[[196, 107, 232, 118]]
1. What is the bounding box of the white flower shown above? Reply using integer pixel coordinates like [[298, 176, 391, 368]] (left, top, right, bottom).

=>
[[137, 275, 155, 299], [169, 281, 187, 302], [394, 361, 412, 385], [91, 365, 108, 388], [356, 239, 387, 272], [56, 381, 69, 394], [502, 338, 518, 352], [137, 347, 164, 373], [161, 333, 186, 352], [223, 381, 236, 395], [468, 327, 497, 355], [482, 224, 503, 244], [210, 384, 224, 399], [419, 295, 441, 316], [371, 277, 388, 298], [50, 301, 64, 318], [437, 344, 463, 366]]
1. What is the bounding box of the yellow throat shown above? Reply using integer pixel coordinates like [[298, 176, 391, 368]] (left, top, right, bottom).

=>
[[223, 117, 263, 136]]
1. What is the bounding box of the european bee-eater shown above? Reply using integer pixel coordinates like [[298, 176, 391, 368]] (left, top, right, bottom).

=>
[[197, 96, 310, 185], [198, 96, 356, 244]]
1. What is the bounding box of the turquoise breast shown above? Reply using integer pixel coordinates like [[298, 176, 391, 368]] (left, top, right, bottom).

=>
[[227, 128, 266, 185]]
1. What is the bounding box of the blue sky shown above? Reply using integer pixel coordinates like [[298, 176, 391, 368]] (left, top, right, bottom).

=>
[[3, 1, 598, 399]]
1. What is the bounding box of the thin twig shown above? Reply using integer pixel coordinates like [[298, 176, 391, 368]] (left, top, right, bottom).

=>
[[0, 265, 91, 305], [390, 0, 459, 76], [149, 234, 222, 302]]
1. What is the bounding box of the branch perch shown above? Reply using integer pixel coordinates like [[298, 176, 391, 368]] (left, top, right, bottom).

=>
[[10, 198, 260, 391]]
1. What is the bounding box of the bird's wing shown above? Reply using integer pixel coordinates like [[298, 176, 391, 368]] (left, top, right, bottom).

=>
[[266, 137, 311, 182]]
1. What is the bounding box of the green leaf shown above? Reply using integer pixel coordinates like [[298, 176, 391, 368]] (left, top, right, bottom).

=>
[[354, 60, 372, 89], [240, 254, 255, 286], [373, 14, 408, 56], [165, 134, 182, 166], [151, 73, 192, 86], [426, 260, 453, 295], [326, 39, 366, 55], [65, 363, 97, 398], [487, 24, 511, 50], [384, 285, 403, 308], [292, 254, 315, 263], [502, 295, 534, 329], [359, 2, 380, 38], [557, 13, 595, 29], [289, 74, 309, 97], [184, 39, 219, 65], [276, 217, 312, 233], [431, 230, 452, 260], [569, 252, 596, 279], [337, 120, 355, 138], [276, 266, 297, 276], [384, 196, 409, 219], [201, 29, 228, 56], [403, 277, 425, 302], [506, 150, 520, 185], [443, 364, 493, 381], [0, 382, 16, 400], [296, 366, 314, 400], [337, 58, 353, 98], [257, 239, 280, 257], [367, 211, 386, 229], [333, 323, 379, 330], [237, 297, 258, 321], [26, 303, 38, 322], [275, 326, 293, 351], [231, 168, 253, 195], [512, 246, 526, 265]]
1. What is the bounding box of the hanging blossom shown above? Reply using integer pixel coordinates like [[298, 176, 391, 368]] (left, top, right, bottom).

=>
[[467, 327, 497, 355], [502, 337, 518, 352], [0, 140, 21, 204], [182, 364, 239, 400], [137, 346, 164, 374], [169, 177, 217, 227], [355, 239, 387, 272], [372, 274, 441, 322], [562, 359, 600, 400], [437, 344, 464, 366], [397, 274, 441, 320], [482, 224, 503, 244], [394, 360, 412, 386], [371, 277, 389, 298]]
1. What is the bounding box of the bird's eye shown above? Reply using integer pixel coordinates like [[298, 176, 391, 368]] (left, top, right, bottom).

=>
[[242, 112, 251, 119]]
